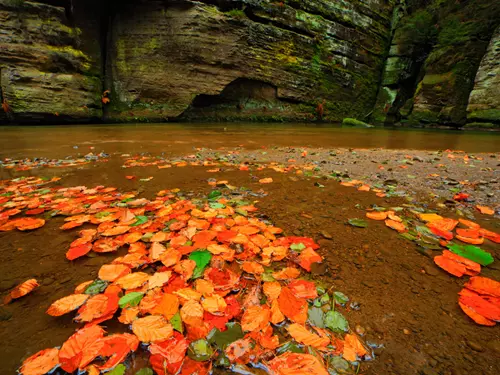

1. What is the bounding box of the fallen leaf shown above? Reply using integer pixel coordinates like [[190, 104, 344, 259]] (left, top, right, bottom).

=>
[[132, 315, 173, 343], [47, 294, 90, 317]]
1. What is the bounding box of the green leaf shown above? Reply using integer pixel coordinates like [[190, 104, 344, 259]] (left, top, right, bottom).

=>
[[84, 280, 108, 295], [118, 292, 144, 308], [187, 339, 214, 362], [95, 211, 111, 219], [262, 272, 275, 282], [208, 190, 222, 201], [135, 369, 154, 375], [328, 356, 351, 372], [324, 311, 349, 332], [207, 322, 244, 350], [235, 208, 248, 217], [108, 364, 126, 375], [308, 307, 325, 328], [131, 215, 148, 226], [447, 243, 494, 266], [333, 291, 349, 305], [189, 250, 212, 279], [399, 232, 417, 241], [276, 341, 304, 355], [347, 218, 368, 228], [170, 312, 183, 333], [209, 202, 225, 209], [290, 243, 306, 251]]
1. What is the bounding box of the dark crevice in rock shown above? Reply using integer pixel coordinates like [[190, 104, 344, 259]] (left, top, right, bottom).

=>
[[243, 7, 315, 39], [179, 78, 303, 121]]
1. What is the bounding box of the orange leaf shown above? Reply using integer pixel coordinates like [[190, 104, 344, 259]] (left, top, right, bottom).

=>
[[151, 293, 179, 319], [98, 264, 131, 282], [5, 279, 39, 303], [148, 271, 172, 289], [263, 281, 281, 302], [259, 178, 273, 184], [241, 261, 265, 275], [385, 219, 406, 233], [75, 294, 110, 323], [434, 255, 466, 277], [459, 289, 500, 321], [465, 276, 500, 298], [267, 353, 328, 375], [273, 267, 301, 280], [16, 218, 45, 231], [459, 302, 496, 326], [476, 205, 494, 215], [180, 299, 204, 326], [288, 280, 318, 299], [59, 325, 105, 372], [456, 235, 484, 245], [298, 247, 322, 272], [47, 294, 90, 316], [365, 211, 387, 220], [114, 272, 149, 289], [118, 306, 140, 324], [19, 347, 59, 375], [287, 323, 330, 349], [479, 228, 500, 243], [343, 334, 368, 362], [66, 243, 92, 260], [132, 315, 173, 343], [458, 219, 480, 229], [270, 299, 285, 324], [241, 305, 270, 332], [278, 287, 308, 324], [201, 295, 227, 314]]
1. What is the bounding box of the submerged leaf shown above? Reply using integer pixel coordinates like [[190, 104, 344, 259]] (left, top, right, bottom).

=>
[[188, 339, 213, 362], [347, 218, 367, 228], [324, 311, 349, 332]]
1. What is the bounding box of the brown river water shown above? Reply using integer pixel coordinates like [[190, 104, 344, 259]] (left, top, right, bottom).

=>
[[0, 124, 499, 375], [1, 123, 499, 159]]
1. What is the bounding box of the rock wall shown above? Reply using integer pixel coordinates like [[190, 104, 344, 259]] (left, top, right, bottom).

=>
[[0, 0, 499, 127], [466, 25, 500, 129], [0, 0, 102, 124], [372, 0, 500, 128], [105, 0, 394, 122]]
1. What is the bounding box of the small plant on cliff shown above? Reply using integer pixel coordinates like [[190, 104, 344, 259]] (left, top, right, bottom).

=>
[[225, 9, 246, 18], [398, 10, 437, 53]]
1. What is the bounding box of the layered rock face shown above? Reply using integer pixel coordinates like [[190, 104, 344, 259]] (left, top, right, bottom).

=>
[[372, 0, 500, 128], [0, 0, 499, 127], [0, 0, 102, 123], [106, 0, 394, 122], [466, 25, 500, 128]]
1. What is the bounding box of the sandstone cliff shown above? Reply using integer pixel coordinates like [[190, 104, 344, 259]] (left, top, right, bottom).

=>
[[0, 0, 499, 127]]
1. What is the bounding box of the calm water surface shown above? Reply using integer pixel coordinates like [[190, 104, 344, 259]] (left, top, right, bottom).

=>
[[1, 123, 499, 158]]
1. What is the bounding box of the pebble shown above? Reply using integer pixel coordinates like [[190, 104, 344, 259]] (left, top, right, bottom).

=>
[[403, 328, 411, 335], [355, 325, 366, 336], [362, 280, 376, 288], [319, 230, 332, 239], [466, 341, 483, 352], [423, 265, 439, 276], [42, 278, 55, 286]]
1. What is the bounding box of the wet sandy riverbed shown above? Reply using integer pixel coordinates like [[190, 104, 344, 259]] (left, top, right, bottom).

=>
[[0, 124, 499, 375]]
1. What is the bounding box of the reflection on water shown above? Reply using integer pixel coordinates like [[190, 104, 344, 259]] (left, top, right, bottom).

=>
[[0, 123, 499, 158]]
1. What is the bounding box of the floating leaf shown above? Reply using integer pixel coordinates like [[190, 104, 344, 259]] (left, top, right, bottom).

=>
[[308, 307, 324, 328], [119, 292, 144, 308], [188, 339, 213, 362], [324, 311, 349, 332], [84, 279, 108, 295], [189, 250, 212, 279], [170, 312, 183, 333], [447, 243, 494, 266], [276, 341, 304, 355], [290, 242, 306, 251], [131, 215, 148, 226], [347, 218, 367, 228], [135, 369, 154, 375], [47, 294, 89, 317], [18, 347, 59, 375], [207, 322, 244, 350], [333, 291, 349, 305], [208, 190, 222, 201], [108, 364, 126, 375]]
